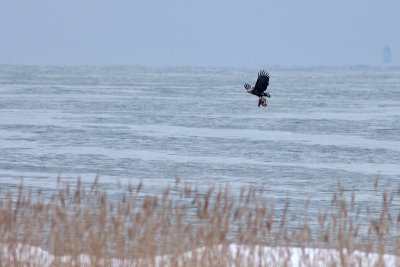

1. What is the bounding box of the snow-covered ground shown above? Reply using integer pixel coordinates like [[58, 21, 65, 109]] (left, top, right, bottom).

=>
[[1, 243, 398, 266]]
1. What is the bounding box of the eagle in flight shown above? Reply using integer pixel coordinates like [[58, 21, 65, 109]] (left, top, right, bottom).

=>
[[244, 70, 271, 107]]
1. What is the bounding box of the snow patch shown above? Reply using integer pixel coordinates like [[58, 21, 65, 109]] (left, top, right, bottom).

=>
[[1, 243, 398, 266]]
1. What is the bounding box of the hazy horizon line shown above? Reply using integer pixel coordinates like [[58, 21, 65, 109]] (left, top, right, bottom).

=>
[[1, 62, 399, 70]]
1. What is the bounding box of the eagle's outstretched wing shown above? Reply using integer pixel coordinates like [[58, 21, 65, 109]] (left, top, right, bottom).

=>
[[253, 70, 269, 95], [244, 83, 251, 90]]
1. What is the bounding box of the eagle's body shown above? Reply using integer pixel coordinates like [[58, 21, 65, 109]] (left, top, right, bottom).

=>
[[244, 70, 271, 107]]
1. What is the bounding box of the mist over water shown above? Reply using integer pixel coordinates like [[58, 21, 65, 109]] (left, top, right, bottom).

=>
[[0, 65, 399, 218]]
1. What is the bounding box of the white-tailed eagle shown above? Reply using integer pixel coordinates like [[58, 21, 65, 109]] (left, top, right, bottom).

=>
[[244, 70, 271, 107]]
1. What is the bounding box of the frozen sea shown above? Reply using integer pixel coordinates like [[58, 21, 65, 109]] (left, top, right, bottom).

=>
[[1, 65, 399, 214]]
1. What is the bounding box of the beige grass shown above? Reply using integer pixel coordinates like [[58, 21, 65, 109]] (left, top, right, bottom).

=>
[[0, 177, 399, 266]]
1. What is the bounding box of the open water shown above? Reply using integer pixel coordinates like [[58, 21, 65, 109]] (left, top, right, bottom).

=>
[[1, 65, 399, 216]]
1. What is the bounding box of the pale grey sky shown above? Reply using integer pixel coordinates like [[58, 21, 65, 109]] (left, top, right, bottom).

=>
[[1, 0, 399, 66]]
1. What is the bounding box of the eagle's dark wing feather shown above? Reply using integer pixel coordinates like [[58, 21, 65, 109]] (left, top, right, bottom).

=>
[[253, 70, 269, 96]]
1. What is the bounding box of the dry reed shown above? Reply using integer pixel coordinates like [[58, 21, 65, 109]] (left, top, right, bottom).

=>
[[0, 177, 399, 266]]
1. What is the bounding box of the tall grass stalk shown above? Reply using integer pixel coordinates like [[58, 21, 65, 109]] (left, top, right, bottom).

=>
[[0, 178, 399, 266]]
